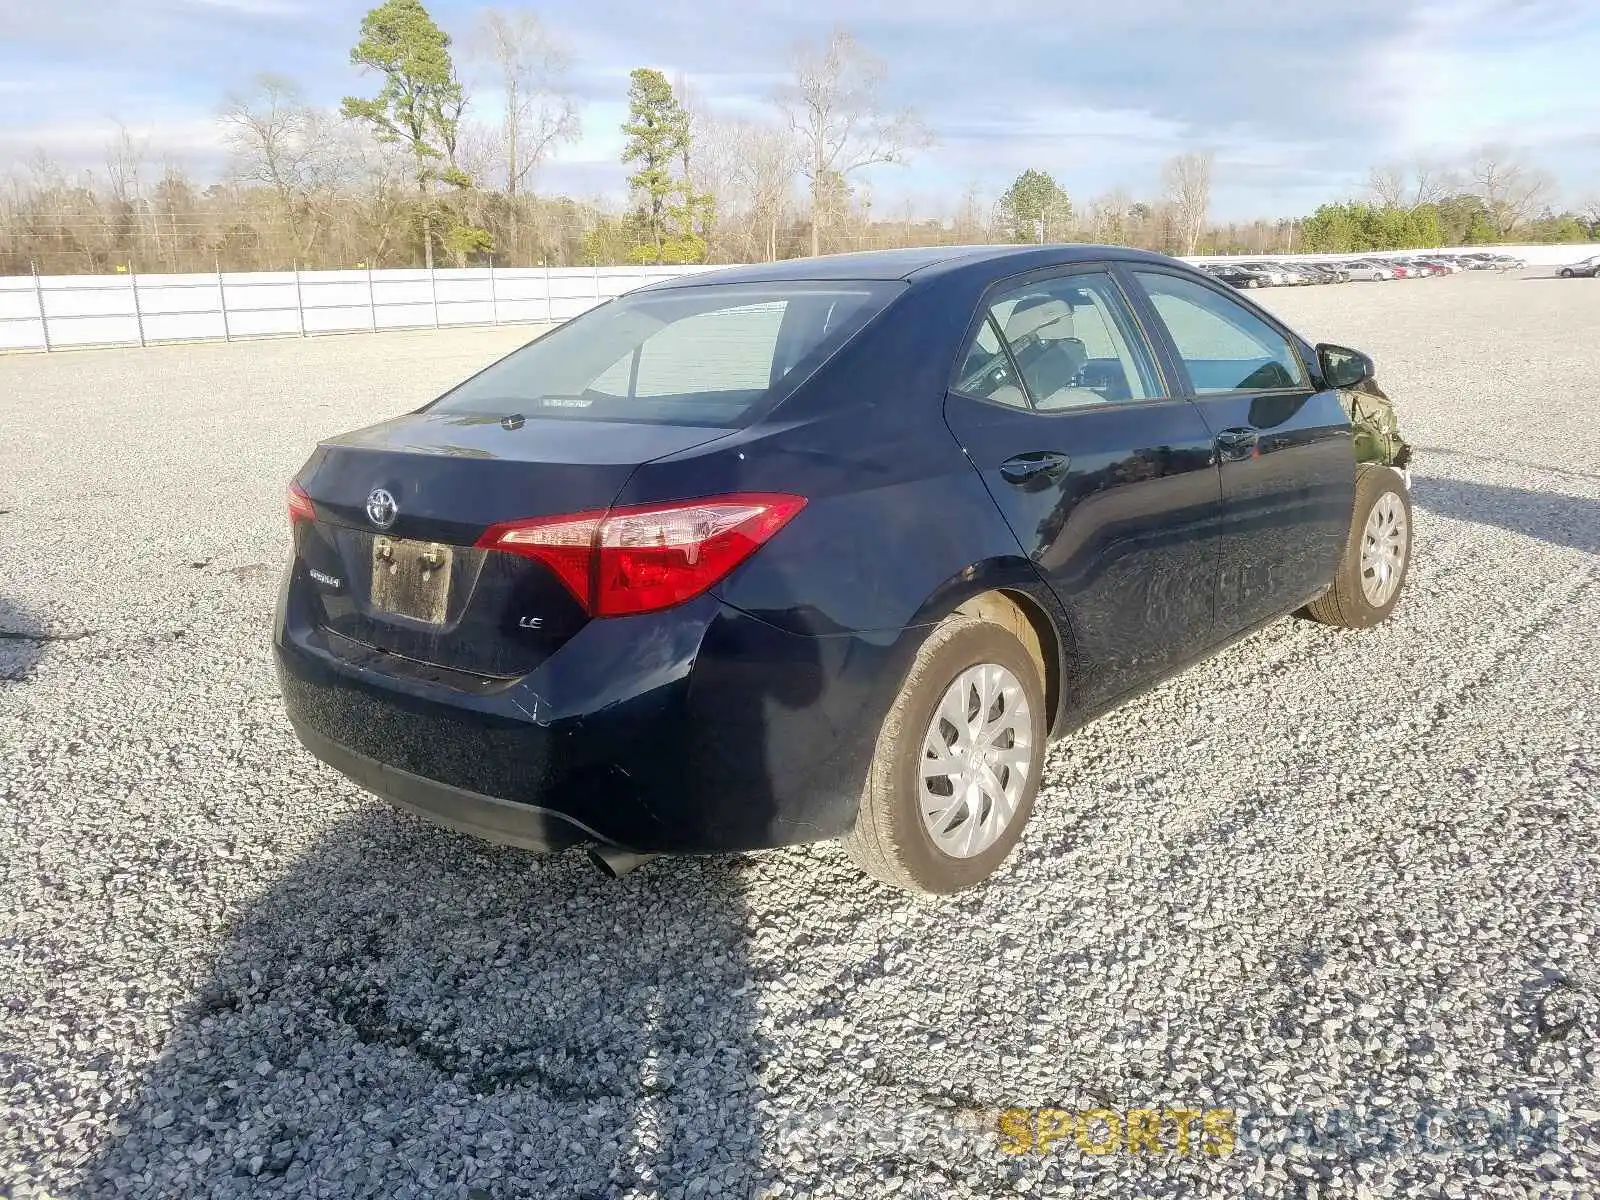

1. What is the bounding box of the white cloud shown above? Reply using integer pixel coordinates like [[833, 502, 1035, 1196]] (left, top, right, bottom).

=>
[[0, 116, 228, 174]]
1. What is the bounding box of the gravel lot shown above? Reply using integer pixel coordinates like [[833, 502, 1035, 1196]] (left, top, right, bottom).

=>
[[2, 272, 1598, 1199]]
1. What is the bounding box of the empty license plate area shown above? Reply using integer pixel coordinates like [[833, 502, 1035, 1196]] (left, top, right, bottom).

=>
[[370, 536, 453, 624]]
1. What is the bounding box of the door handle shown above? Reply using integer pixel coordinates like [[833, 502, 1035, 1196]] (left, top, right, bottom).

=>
[[999, 451, 1072, 485], [1214, 427, 1259, 461]]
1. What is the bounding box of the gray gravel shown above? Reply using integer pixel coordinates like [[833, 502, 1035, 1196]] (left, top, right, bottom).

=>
[[2, 273, 1598, 1199]]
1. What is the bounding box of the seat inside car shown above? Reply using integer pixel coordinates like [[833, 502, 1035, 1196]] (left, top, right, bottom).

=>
[[1002, 297, 1104, 410]]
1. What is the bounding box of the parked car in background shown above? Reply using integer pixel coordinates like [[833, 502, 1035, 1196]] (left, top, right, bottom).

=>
[[1460, 253, 1520, 271], [1237, 262, 1295, 286], [1557, 254, 1600, 278], [275, 244, 1414, 893], [1199, 262, 1270, 289], [1344, 261, 1395, 281], [1300, 263, 1347, 284]]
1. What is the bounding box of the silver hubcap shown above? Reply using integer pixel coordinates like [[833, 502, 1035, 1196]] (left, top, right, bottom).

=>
[[919, 663, 1034, 858], [1359, 491, 1408, 607]]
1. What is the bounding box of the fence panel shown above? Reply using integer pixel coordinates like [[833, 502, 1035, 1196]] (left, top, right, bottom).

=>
[[0, 264, 723, 352]]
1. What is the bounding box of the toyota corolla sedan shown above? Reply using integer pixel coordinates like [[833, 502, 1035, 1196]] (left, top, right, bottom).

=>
[[276, 245, 1413, 893]]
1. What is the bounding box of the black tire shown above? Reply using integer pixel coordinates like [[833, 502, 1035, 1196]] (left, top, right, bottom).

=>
[[1302, 465, 1413, 629], [1560, 269, 1573, 278], [843, 608, 1047, 894]]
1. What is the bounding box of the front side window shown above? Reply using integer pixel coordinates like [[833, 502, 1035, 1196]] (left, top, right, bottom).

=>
[[954, 270, 1158, 410], [1133, 270, 1308, 394], [433, 282, 903, 426]]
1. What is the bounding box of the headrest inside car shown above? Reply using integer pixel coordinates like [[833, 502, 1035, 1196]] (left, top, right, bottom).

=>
[[1004, 298, 1075, 342]]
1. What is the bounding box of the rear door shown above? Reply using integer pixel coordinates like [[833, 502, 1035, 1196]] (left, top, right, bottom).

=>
[[942, 265, 1222, 711], [1122, 265, 1354, 637]]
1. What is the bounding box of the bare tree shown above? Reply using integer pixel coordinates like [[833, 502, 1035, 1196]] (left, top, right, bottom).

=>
[[1368, 157, 1458, 209], [952, 180, 987, 244], [1161, 151, 1213, 255], [721, 120, 796, 261], [221, 74, 348, 259], [1469, 145, 1556, 236], [470, 8, 580, 197], [777, 28, 931, 257], [1085, 189, 1133, 244]]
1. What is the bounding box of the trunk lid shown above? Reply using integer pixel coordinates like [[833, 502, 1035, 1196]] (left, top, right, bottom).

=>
[[293, 412, 732, 678]]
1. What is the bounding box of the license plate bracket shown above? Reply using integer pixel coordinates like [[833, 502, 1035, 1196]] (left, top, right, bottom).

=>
[[370, 536, 453, 624]]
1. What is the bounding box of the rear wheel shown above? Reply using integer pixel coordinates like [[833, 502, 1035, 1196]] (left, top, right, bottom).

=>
[[843, 609, 1047, 894], [1302, 465, 1412, 629]]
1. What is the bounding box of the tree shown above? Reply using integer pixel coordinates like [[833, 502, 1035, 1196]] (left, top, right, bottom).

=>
[[1162, 151, 1213, 255], [1468, 146, 1556, 237], [470, 8, 580, 197], [1367, 158, 1457, 210], [779, 29, 931, 257], [620, 68, 694, 263], [995, 169, 1071, 243], [724, 121, 795, 261], [669, 76, 718, 260], [220, 73, 347, 260], [342, 0, 484, 267]]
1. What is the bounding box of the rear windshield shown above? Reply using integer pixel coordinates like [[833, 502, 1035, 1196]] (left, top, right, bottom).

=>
[[430, 280, 903, 427]]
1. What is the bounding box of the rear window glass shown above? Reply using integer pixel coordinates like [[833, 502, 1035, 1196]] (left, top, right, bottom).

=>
[[431, 282, 903, 426]]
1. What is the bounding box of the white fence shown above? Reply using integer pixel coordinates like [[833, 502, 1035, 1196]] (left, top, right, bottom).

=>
[[0, 265, 721, 352], [5, 243, 1593, 353]]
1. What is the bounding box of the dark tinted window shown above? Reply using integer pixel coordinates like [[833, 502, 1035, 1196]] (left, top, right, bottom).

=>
[[433, 281, 903, 426], [1133, 271, 1308, 393]]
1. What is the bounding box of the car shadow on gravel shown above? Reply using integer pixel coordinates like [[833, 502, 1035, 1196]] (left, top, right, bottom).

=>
[[0, 596, 57, 683], [1414, 477, 1600, 555], [79, 811, 772, 1199]]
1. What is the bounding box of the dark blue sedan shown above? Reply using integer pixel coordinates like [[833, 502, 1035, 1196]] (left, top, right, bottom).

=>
[[275, 245, 1413, 892]]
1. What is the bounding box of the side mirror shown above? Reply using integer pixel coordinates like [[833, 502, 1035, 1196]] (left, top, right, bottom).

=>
[[1317, 343, 1374, 389]]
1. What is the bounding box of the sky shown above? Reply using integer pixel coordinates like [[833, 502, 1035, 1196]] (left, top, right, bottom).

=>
[[0, 0, 1596, 221]]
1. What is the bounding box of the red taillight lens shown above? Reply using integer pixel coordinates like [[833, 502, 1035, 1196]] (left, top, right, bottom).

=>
[[480, 511, 604, 609], [477, 493, 806, 618], [287, 481, 316, 525]]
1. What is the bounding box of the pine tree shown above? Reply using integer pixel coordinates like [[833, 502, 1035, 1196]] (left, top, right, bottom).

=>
[[620, 69, 694, 264]]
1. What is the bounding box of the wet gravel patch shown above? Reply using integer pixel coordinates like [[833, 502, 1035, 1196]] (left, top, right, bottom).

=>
[[2, 277, 1598, 1198]]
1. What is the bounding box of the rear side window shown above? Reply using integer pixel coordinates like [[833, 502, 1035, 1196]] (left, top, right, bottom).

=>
[[1133, 271, 1308, 393], [433, 282, 903, 426], [954, 270, 1157, 410]]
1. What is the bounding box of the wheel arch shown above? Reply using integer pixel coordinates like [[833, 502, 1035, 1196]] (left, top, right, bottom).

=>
[[906, 560, 1077, 738]]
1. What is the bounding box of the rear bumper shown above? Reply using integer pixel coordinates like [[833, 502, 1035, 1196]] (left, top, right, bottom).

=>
[[274, 576, 917, 855], [287, 717, 592, 852]]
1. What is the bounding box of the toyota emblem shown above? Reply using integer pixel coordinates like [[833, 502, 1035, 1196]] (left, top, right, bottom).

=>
[[366, 487, 398, 530]]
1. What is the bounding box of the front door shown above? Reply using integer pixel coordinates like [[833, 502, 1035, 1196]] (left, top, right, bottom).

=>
[[942, 266, 1222, 713], [1123, 267, 1356, 637]]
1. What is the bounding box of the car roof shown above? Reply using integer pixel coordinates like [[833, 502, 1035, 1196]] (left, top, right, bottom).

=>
[[637, 243, 1188, 289]]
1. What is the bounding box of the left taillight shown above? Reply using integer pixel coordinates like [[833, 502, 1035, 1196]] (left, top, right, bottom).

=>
[[287, 481, 316, 526], [477, 492, 807, 618]]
